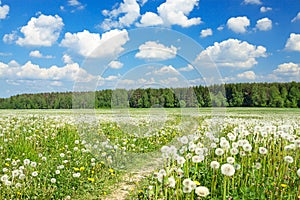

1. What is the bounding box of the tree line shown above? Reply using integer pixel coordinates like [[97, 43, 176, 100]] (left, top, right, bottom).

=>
[[0, 82, 299, 109]]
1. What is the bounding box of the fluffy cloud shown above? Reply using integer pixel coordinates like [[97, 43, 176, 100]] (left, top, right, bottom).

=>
[[200, 28, 213, 38], [60, 29, 129, 58], [153, 65, 179, 75], [68, 0, 85, 11], [62, 54, 74, 64], [273, 62, 300, 77], [137, 0, 148, 6], [0, 2, 9, 19], [260, 6, 272, 13], [0, 60, 94, 82], [135, 41, 177, 60], [237, 71, 256, 80], [136, 12, 163, 27], [195, 38, 267, 69], [227, 16, 250, 33], [243, 0, 262, 5], [178, 64, 194, 72], [101, 0, 140, 30], [291, 12, 300, 23], [256, 18, 272, 31], [3, 31, 17, 44], [14, 14, 64, 46], [285, 33, 300, 52], [29, 50, 53, 59], [157, 0, 201, 27], [108, 60, 124, 69]]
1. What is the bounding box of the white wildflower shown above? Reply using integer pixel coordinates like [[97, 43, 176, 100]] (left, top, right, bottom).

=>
[[210, 161, 220, 169], [221, 163, 235, 176], [195, 186, 210, 197]]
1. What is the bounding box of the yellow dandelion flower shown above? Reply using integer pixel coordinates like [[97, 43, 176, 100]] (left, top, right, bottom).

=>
[[5, 163, 9, 167], [74, 167, 80, 171], [109, 168, 114, 173], [281, 184, 288, 188], [194, 180, 201, 186], [80, 167, 85, 171], [88, 177, 95, 182]]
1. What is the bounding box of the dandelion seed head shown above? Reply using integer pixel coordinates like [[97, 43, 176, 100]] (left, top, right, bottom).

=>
[[195, 186, 210, 197], [284, 156, 294, 164], [221, 163, 235, 176], [210, 161, 220, 169], [227, 157, 235, 164], [215, 148, 224, 156]]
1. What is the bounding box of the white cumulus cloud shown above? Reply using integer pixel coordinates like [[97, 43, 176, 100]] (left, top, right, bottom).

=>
[[285, 33, 300, 52], [260, 6, 272, 13], [157, 0, 201, 28], [15, 14, 64, 46], [291, 12, 300, 23], [195, 38, 267, 69], [29, 50, 53, 59], [243, 0, 262, 5], [0, 60, 94, 83], [153, 65, 179, 75], [62, 54, 74, 64], [101, 0, 140, 30], [227, 16, 250, 33], [68, 0, 85, 11], [60, 29, 129, 58], [178, 64, 194, 72], [237, 71, 256, 80], [136, 12, 163, 27], [200, 28, 213, 38], [135, 41, 177, 60], [256, 17, 272, 31], [273, 62, 300, 77], [0, 2, 9, 19], [108, 60, 124, 69]]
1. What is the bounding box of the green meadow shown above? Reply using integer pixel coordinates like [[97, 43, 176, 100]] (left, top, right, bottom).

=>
[[0, 108, 299, 199]]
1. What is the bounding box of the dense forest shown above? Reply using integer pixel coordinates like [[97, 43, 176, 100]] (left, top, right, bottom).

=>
[[0, 82, 299, 109]]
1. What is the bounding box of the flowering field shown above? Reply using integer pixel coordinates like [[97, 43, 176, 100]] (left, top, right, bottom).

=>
[[0, 108, 299, 199]]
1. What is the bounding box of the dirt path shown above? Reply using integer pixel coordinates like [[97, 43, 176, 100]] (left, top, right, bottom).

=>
[[102, 157, 163, 200]]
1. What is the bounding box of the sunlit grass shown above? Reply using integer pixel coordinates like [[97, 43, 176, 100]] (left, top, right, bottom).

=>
[[0, 108, 299, 199]]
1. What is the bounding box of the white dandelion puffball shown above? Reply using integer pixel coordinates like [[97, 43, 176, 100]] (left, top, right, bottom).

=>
[[1, 174, 9, 182], [195, 186, 210, 197], [177, 156, 186, 165], [243, 144, 252, 152], [215, 148, 224, 156], [183, 186, 193, 193], [180, 136, 189, 144], [168, 176, 176, 188], [259, 147, 268, 155], [183, 178, 196, 189], [297, 168, 300, 177], [227, 157, 235, 164], [255, 162, 262, 169], [31, 171, 38, 177], [51, 178, 57, 183], [192, 155, 204, 163], [284, 156, 294, 164], [230, 148, 239, 155], [221, 163, 235, 177], [30, 162, 37, 168], [23, 159, 30, 165], [210, 161, 220, 169]]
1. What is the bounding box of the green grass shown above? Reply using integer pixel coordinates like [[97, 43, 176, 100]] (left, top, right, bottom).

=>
[[0, 108, 299, 199]]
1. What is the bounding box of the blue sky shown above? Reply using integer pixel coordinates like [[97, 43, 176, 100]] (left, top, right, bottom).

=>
[[0, 0, 300, 97]]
